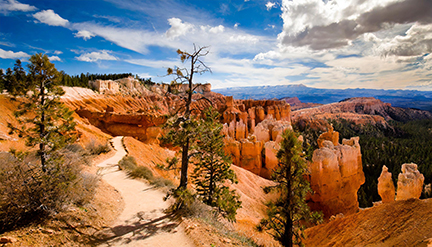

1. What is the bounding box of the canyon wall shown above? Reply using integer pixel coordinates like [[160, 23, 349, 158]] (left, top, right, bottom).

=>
[[62, 85, 366, 217]]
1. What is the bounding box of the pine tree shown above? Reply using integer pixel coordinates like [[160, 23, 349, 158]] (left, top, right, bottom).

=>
[[257, 130, 322, 247], [191, 108, 241, 222], [8, 53, 77, 172], [163, 45, 211, 190], [4, 59, 28, 96]]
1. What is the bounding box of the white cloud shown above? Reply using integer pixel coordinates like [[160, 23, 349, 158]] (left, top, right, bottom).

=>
[[265, 2, 276, 11], [76, 50, 117, 62], [234, 23, 239, 29], [33, 9, 69, 27], [209, 25, 225, 34], [0, 0, 36, 12], [0, 48, 30, 59], [278, 0, 432, 50], [72, 18, 269, 56], [54, 50, 63, 55], [74, 30, 95, 41], [48, 55, 61, 62], [165, 17, 194, 39]]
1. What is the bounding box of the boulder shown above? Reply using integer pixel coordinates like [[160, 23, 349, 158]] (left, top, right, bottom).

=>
[[378, 165, 395, 203], [396, 163, 424, 201]]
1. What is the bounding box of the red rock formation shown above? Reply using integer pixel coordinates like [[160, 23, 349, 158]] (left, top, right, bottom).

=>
[[261, 141, 279, 179], [378, 165, 395, 203], [317, 126, 339, 148], [309, 129, 365, 218], [239, 136, 264, 175], [396, 163, 425, 201]]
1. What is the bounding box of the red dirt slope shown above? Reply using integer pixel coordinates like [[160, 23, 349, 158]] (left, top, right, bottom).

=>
[[305, 198, 432, 246]]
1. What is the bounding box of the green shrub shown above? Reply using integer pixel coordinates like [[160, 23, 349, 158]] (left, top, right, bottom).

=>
[[118, 156, 137, 171], [151, 177, 174, 188], [87, 140, 112, 155], [0, 150, 99, 233], [129, 166, 154, 180]]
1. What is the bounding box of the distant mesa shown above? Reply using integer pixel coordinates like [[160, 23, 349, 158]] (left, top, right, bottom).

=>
[[213, 84, 432, 112]]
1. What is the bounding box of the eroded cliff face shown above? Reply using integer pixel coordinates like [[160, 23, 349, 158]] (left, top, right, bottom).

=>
[[221, 96, 292, 178], [62, 86, 223, 144], [308, 129, 365, 218]]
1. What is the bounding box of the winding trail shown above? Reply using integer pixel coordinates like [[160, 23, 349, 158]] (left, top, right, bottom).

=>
[[95, 136, 194, 247]]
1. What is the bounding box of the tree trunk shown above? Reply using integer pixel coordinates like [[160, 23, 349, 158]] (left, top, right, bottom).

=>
[[40, 80, 46, 172], [179, 138, 190, 189]]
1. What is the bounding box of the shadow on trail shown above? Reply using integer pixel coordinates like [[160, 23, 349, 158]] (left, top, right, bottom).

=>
[[87, 212, 181, 246]]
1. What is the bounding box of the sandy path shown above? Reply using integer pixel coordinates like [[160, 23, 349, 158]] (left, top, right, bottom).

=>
[[95, 136, 195, 247]]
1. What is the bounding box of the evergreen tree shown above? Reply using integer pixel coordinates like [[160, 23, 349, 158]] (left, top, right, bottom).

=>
[[191, 108, 241, 222], [4, 59, 28, 95], [164, 45, 211, 190], [0, 69, 5, 92], [8, 53, 77, 172], [257, 130, 322, 247]]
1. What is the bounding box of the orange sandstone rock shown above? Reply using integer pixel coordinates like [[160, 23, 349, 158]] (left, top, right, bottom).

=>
[[396, 163, 425, 201], [317, 126, 339, 148], [260, 141, 279, 179], [239, 137, 264, 175], [378, 165, 395, 203], [309, 130, 365, 218]]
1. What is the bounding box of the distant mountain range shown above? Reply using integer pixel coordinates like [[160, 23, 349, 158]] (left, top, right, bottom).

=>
[[213, 84, 432, 111]]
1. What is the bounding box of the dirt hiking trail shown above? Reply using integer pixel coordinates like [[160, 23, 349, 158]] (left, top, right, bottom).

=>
[[94, 136, 194, 247]]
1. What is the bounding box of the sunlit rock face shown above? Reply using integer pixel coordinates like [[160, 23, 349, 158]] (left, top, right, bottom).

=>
[[220, 96, 292, 179], [396, 163, 425, 201], [378, 165, 395, 203], [308, 129, 365, 218]]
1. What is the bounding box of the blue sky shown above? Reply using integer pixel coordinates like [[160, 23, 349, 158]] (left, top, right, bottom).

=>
[[1, 0, 432, 90]]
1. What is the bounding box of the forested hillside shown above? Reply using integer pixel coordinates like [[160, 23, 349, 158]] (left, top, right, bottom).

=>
[[330, 119, 432, 207]]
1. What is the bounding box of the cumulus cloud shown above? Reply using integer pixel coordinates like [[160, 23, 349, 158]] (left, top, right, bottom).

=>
[[0, 0, 36, 13], [165, 17, 194, 39], [33, 9, 69, 27], [0, 48, 30, 59], [48, 55, 61, 62], [74, 30, 95, 40], [373, 24, 432, 57], [278, 0, 432, 50], [76, 50, 117, 62], [54, 50, 63, 55], [265, 2, 276, 11]]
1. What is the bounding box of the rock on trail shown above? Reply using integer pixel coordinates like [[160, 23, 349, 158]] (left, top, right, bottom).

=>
[[95, 136, 194, 247]]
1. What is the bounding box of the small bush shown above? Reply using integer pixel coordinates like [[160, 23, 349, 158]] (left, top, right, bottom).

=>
[[86, 140, 112, 155], [118, 156, 137, 171], [151, 177, 174, 188], [129, 166, 154, 180], [0, 150, 99, 233]]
